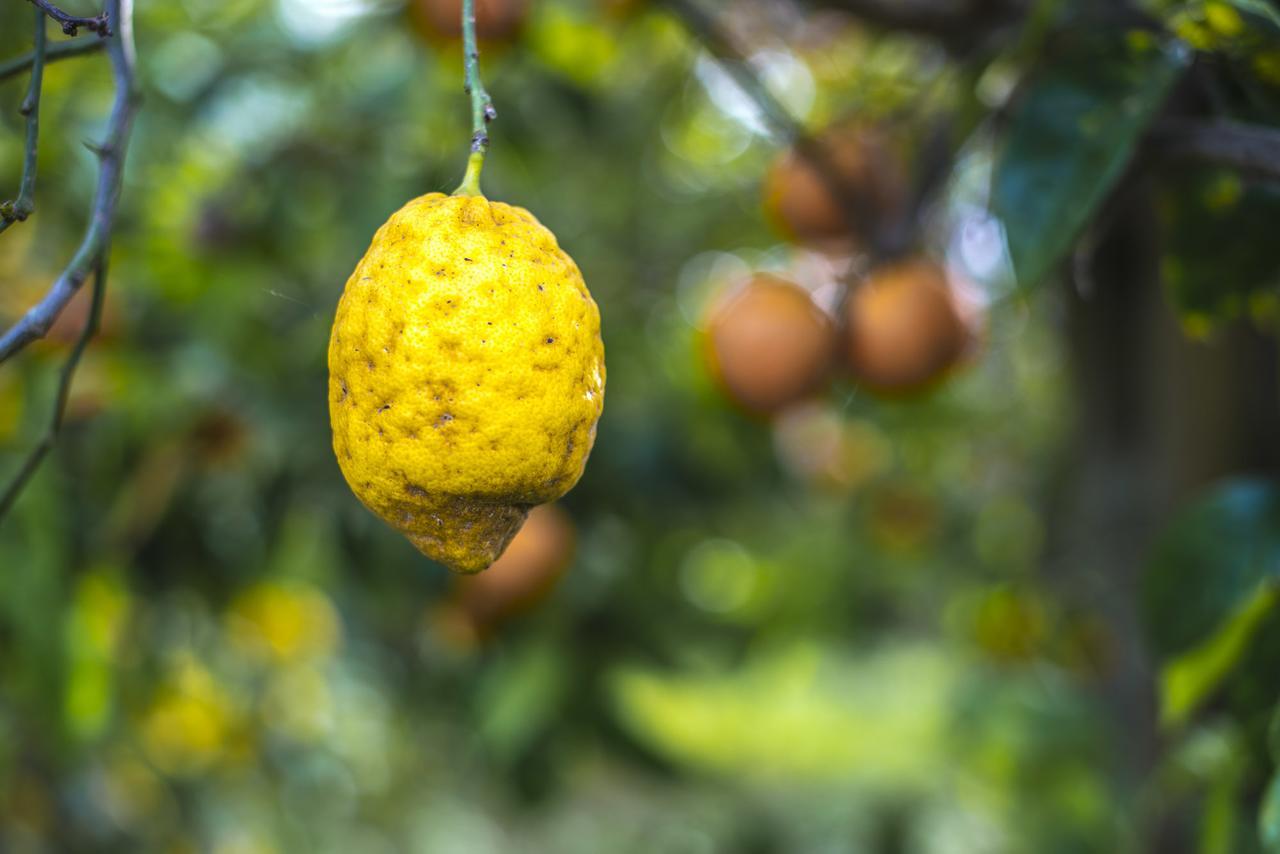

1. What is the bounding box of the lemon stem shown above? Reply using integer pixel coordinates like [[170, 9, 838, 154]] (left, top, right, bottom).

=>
[[452, 0, 495, 197]]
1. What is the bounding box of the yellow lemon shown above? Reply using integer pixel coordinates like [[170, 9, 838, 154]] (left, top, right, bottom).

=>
[[329, 192, 605, 573]]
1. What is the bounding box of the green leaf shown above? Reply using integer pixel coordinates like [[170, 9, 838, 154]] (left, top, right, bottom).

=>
[[1142, 479, 1280, 661], [1227, 0, 1280, 31], [609, 643, 957, 787], [992, 34, 1188, 288], [1261, 771, 1280, 853], [1159, 584, 1277, 727], [1159, 170, 1280, 335], [474, 641, 567, 763], [1202, 741, 1249, 854]]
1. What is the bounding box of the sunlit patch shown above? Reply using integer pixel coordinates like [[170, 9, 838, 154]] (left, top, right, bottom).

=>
[[275, 0, 385, 45]]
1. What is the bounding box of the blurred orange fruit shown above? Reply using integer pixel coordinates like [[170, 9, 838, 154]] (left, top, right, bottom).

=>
[[763, 125, 906, 253], [843, 257, 976, 396], [409, 0, 531, 42], [454, 503, 576, 631], [705, 274, 837, 415]]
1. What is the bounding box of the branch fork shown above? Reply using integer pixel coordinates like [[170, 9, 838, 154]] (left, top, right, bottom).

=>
[[27, 0, 112, 37], [0, 0, 139, 519]]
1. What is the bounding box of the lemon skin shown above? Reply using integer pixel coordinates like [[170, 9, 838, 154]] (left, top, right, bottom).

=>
[[328, 193, 605, 573]]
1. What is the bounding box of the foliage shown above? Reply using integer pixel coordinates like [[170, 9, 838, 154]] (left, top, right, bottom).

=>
[[0, 0, 1279, 852]]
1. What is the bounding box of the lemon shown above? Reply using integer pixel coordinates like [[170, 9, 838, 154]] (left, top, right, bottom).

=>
[[328, 192, 605, 573]]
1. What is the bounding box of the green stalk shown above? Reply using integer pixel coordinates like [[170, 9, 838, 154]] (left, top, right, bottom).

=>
[[0, 8, 47, 233], [452, 0, 495, 197]]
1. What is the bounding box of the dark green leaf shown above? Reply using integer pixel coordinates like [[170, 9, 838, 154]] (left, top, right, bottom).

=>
[[1159, 170, 1280, 333], [1142, 479, 1280, 661], [1228, 0, 1280, 32], [993, 35, 1188, 288]]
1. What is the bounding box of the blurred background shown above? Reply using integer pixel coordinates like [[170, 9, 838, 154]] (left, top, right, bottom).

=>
[[2, 0, 1280, 851]]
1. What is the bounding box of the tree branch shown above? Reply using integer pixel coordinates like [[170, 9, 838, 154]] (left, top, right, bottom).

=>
[[811, 0, 985, 36], [26, 0, 111, 37], [658, 0, 906, 257], [804, 0, 1026, 50], [0, 263, 106, 519], [0, 37, 103, 84], [660, 0, 801, 140], [0, 0, 137, 363], [0, 0, 138, 520], [1148, 119, 1280, 182], [0, 7, 47, 235]]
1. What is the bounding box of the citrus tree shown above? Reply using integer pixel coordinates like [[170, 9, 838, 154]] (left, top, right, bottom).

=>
[[1, 0, 1279, 852]]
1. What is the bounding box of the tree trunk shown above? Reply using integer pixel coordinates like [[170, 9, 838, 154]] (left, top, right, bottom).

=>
[[1059, 176, 1280, 851]]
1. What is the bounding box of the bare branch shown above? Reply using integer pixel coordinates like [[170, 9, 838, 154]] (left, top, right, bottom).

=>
[[659, 0, 801, 140], [0, 0, 139, 520], [25, 0, 111, 37], [0, 8, 48, 235], [1148, 119, 1280, 182], [811, 0, 989, 37], [0, 263, 106, 519], [803, 0, 1025, 50], [0, 37, 103, 84], [658, 0, 907, 257], [0, 1, 138, 363]]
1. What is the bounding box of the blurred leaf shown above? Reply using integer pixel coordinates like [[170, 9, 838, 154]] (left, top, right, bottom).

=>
[[529, 4, 620, 87], [475, 641, 567, 763], [62, 567, 130, 740], [1262, 771, 1280, 853], [609, 643, 956, 789], [1203, 746, 1249, 854], [1228, 0, 1280, 31], [1159, 170, 1280, 332], [993, 35, 1187, 288], [1160, 584, 1277, 727], [1143, 479, 1280, 661]]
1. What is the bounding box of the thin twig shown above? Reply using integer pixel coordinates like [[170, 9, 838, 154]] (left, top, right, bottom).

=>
[[0, 8, 48, 235], [0, 37, 103, 84], [1148, 118, 1280, 182], [453, 0, 496, 196], [0, 263, 105, 518], [0, 0, 138, 520], [813, 0, 985, 37], [661, 0, 799, 139], [807, 0, 1026, 51], [26, 0, 111, 37], [0, 0, 137, 363], [659, 0, 900, 256]]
